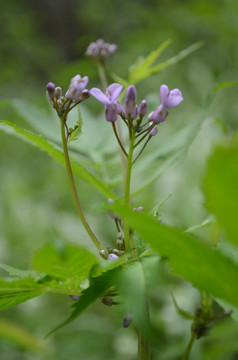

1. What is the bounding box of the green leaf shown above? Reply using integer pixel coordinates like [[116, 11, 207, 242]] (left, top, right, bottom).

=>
[[0, 264, 38, 279], [129, 39, 172, 84], [0, 121, 116, 199], [128, 41, 203, 85], [32, 243, 98, 291], [0, 278, 44, 311], [114, 205, 238, 308], [47, 268, 118, 336], [203, 134, 238, 246], [148, 41, 204, 76], [67, 106, 83, 143], [132, 81, 238, 196], [184, 215, 216, 234]]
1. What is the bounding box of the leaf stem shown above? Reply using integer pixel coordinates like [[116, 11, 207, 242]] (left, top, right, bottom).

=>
[[60, 118, 103, 251], [182, 332, 196, 360]]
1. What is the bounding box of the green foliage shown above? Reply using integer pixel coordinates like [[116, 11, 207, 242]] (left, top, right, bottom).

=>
[[113, 204, 238, 308], [32, 243, 98, 292], [0, 277, 44, 311], [0, 120, 115, 199], [203, 134, 238, 247], [47, 266, 120, 336]]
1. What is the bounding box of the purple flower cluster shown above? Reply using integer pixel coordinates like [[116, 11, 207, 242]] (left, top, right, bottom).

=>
[[90, 83, 184, 137], [86, 39, 117, 63], [46, 74, 90, 117]]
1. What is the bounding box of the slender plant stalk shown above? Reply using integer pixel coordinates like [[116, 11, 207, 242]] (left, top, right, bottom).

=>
[[60, 118, 103, 250], [182, 332, 196, 360], [138, 331, 151, 360], [112, 122, 128, 157], [97, 62, 108, 92], [123, 130, 138, 259]]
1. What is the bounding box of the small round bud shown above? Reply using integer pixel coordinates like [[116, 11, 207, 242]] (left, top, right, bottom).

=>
[[108, 253, 119, 260], [99, 249, 108, 259], [123, 313, 133, 328], [138, 100, 148, 117], [69, 295, 80, 301], [55, 86, 62, 99], [149, 124, 158, 136]]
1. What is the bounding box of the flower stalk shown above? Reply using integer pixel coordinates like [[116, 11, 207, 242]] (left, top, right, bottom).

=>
[[60, 117, 103, 251]]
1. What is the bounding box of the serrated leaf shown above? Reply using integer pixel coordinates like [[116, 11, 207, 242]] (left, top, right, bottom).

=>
[[114, 205, 238, 308], [0, 121, 116, 199], [32, 243, 98, 291], [68, 107, 83, 143], [132, 81, 238, 196], [0, 264, 38, 279], [0, 278, 44, 311], [203, 134, 238, 246], [47, 268, 118, 336]]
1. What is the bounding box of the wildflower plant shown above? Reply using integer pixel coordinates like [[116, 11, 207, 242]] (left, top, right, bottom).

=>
[[0, 38, 238, 360]]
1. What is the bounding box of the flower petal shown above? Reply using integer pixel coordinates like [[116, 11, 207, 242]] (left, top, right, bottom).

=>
[[106, 83, 123, 102], [165, 88, 184, 108], [90, 88, 111, 106], [105, 104, 118, 122], [160, 85, 169, 106]]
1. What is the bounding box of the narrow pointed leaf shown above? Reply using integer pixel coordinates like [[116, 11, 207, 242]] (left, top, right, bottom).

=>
[[0, 121, 116, 199]]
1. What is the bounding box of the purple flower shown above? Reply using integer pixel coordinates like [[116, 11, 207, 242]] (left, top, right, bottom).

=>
[[65, 75, 89, 102], [160, 85, 184, 108], [153, 85, 183, 123], [86, 39, 117, 63], [90, 83, 123, 122]]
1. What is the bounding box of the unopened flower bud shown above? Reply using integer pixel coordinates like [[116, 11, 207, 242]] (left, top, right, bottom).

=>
[[117, 238, 125, 251], [99, 249, 108, 259], [124, 85, 137, 117], [149, 123, 158, 136], [133, 206, 144, 212], [81, 89, 90, 100], [69, 295, 80, 301], [138, 100, 148, 117], [55, 86, 62, 99], [108, 253, 119, 260], [100, 296, 113, 306], [46, 82, 55, 100], [123, 313, 133, 328]]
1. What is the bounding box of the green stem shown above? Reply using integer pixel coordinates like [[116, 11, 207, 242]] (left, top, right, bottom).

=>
[[60, 119, 102, 251], [182, 332, 196, 360], [97, 62, 108, 91], [123, 131, 137, 257], [138, 331, 151, 360], [112, 122, 128, 157]]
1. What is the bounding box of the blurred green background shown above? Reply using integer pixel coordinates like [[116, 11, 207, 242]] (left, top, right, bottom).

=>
[[0, 0, 238, 359]]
